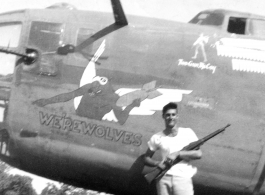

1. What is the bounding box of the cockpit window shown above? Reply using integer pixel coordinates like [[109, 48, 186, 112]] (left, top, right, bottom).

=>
[[249, 19, 265, 37], [28, 21, 64, 53], [0, 23, 21, 47], [0, 23, 21, 76], [189, 12, 224, 26], [75, 28, 93, 58], [227, 17, 246, 35]]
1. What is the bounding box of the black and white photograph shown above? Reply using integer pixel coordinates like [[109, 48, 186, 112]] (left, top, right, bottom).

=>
[[0, 0, 265, 195]]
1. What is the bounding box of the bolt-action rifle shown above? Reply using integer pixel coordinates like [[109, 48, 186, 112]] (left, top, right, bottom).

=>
[[144, 124, 231, 184]]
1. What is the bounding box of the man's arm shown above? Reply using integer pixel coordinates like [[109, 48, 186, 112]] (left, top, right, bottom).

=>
[[144, 148, 160, 167], [144, 148, 167, 170], [159, 149, 202, 165], [177, 149, 202, 161]]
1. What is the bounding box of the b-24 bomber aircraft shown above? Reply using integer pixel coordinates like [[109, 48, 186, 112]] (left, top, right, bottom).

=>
[[0, 1, 265, 194]]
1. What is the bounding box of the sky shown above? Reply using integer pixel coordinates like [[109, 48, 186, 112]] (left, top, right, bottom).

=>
[[1, 0, 265, 194], [1, 0, 265, 23]]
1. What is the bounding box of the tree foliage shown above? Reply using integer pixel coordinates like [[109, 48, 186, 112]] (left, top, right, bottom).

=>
[[0, 161, 109, 195], [40, 183, 100, 195], [0, 160, 9, 174], [0, 160, 37, 195]]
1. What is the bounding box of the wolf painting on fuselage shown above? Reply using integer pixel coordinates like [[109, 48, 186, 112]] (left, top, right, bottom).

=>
[[33, 39, 164, 125], [33, 76, 145, 125]]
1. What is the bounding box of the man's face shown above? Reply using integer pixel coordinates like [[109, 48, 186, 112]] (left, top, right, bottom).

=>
[[163, 109, 178, 128]]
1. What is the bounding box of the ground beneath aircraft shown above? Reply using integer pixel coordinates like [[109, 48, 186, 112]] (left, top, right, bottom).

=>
[[195, 185, 246, 195]]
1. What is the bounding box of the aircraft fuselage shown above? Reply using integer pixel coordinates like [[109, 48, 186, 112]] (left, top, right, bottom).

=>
[[0, 6, 265, 195]]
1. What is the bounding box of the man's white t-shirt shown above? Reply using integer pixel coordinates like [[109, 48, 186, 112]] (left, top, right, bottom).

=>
[[148, 127, 198, 178]]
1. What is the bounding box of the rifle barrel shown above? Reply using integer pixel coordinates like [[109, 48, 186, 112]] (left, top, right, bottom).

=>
[[144, 124, 231, 184], [200, 124, 230, 143]]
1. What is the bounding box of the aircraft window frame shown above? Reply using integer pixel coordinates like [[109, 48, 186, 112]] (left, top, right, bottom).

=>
[[189, 12, 224, 26], [74, 28, 94, 60], [227, 17, 247, 35], [248, 19, 265, 37], [26, 21, 65, 76], [0, 22, 22, 47], [0, 22, 22, 76], [28, 21, 65, 53]]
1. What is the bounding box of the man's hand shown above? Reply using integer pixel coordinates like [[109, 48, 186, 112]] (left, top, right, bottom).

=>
[[157, 152, 180, 170], [157, 161, 167, 170], [167, 151, 180, 161]]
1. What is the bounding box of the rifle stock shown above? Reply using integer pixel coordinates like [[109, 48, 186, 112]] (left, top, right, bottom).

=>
[[144, 124, 231, 184], [144, 168, 161, 183]]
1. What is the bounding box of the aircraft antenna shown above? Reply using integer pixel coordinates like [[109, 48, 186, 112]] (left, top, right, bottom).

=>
[[111, 0, 128, 25]]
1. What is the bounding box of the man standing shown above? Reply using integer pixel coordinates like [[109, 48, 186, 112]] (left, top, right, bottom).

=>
[[144, 102, 202, 195]]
